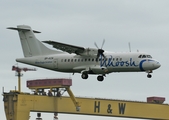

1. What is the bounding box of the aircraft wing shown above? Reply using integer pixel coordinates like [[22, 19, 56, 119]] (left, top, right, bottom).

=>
[[43, 41, 85, 55]]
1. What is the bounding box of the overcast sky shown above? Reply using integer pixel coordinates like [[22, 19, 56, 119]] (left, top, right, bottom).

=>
[[1, 0, 169, 120]]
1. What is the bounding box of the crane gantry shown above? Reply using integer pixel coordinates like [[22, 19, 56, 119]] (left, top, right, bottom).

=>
[[1, 66, 168, 120]]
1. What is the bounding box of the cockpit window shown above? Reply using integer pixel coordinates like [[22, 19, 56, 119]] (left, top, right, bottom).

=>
[[142, 55, 146, 58], [138, 55, 142, 58], [147, 55, 152, 58], [138, 54, 152, 58]]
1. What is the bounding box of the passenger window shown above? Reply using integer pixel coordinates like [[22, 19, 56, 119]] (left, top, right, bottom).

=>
[[74, 59, 77, 62], [88, 59, 90, 61], [68, 59, 70, 62], [85, 59, 87, 61], [116, 58, 118, 61], [64, 59, 67, 62], [92, 58, 94, 61], [61, 59, 63, 62], [78, 59, 80, 62], [81, 59, 83, 62], [71, 59, 73, 62]]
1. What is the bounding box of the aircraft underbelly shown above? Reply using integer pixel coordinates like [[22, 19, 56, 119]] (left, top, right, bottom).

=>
[[108, 66, 140, 72]]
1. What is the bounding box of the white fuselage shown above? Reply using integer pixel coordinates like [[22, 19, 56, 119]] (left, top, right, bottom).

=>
[[16, 51, 160, 75]]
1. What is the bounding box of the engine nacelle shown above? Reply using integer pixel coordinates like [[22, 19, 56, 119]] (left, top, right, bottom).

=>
[[79, 48, 98, 56]]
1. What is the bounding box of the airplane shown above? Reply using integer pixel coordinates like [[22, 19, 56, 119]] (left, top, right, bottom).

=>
[[7, 25, 161, 82]]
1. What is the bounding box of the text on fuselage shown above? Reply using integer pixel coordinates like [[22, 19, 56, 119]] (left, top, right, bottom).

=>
[[100, 55, 138, 67]]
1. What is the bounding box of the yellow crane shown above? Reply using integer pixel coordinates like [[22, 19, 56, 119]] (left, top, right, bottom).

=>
[[3, 78, 169, 120]]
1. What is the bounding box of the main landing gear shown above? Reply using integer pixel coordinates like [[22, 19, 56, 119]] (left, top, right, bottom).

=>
[[81, 73, 104, 82], [97, 75, 104, 81], [81, 73, 88, 79]]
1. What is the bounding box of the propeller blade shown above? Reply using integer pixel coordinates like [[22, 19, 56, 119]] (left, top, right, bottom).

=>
[[101, 39, 105, 49], [97, 53, 100, 59], [101, 53, 106, 59], [94, 42, 99, 49], [94, 40, 106, 60]]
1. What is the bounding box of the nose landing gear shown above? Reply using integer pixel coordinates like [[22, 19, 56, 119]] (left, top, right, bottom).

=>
[[146, 70, 152, 78], [147, 74, 152, 78]]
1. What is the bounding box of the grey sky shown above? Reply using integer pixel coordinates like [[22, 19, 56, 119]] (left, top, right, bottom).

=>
[[1, 0, 169, 120]]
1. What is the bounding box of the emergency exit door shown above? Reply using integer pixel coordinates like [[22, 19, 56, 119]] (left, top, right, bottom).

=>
[[53, 59, 58, 69]]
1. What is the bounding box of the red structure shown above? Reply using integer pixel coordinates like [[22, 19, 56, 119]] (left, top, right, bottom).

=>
[[12, 65, 36, 92], [12, 66, 36, 72], [147, 96, 165, 104], [27, 78, 72, 88]]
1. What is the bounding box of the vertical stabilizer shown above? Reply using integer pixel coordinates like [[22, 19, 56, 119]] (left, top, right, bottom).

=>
[[7, 25, 60, 57]]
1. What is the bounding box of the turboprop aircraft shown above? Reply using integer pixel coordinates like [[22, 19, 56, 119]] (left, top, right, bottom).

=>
[[7, 25, 161, 81]]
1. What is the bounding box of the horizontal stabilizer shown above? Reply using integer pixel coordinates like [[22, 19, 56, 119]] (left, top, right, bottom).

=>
[[7, 27, 41, 33]]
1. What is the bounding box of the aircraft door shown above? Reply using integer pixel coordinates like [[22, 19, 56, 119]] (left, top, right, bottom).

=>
[[53, 59, 58, 69]]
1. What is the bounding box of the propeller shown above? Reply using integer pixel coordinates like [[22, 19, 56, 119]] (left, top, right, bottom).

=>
[[94, 39, 106, 59]]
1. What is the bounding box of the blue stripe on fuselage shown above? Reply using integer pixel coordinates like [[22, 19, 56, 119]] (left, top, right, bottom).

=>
[[139, 59, 146, 71], [139, 59, 154, 71]]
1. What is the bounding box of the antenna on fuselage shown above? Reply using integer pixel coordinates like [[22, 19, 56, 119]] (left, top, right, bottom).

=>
[[128, 42, 131, 52]]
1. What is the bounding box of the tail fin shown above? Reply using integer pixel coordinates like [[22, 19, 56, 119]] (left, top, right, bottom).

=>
[[7, 25, 60, 57]]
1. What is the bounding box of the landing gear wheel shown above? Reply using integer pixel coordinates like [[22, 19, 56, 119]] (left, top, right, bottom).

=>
[[97, 75, 104, 81], [81, 74, 88, 79], [147, 74, 152, 78]]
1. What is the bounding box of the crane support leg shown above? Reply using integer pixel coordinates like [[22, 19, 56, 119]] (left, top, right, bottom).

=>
[[3, 92, 30, 120], [66, 87, 80, 111]]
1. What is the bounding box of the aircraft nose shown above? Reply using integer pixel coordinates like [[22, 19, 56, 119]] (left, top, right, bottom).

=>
[[139, 59, 161, 71], [153, 61, 161, 69]]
